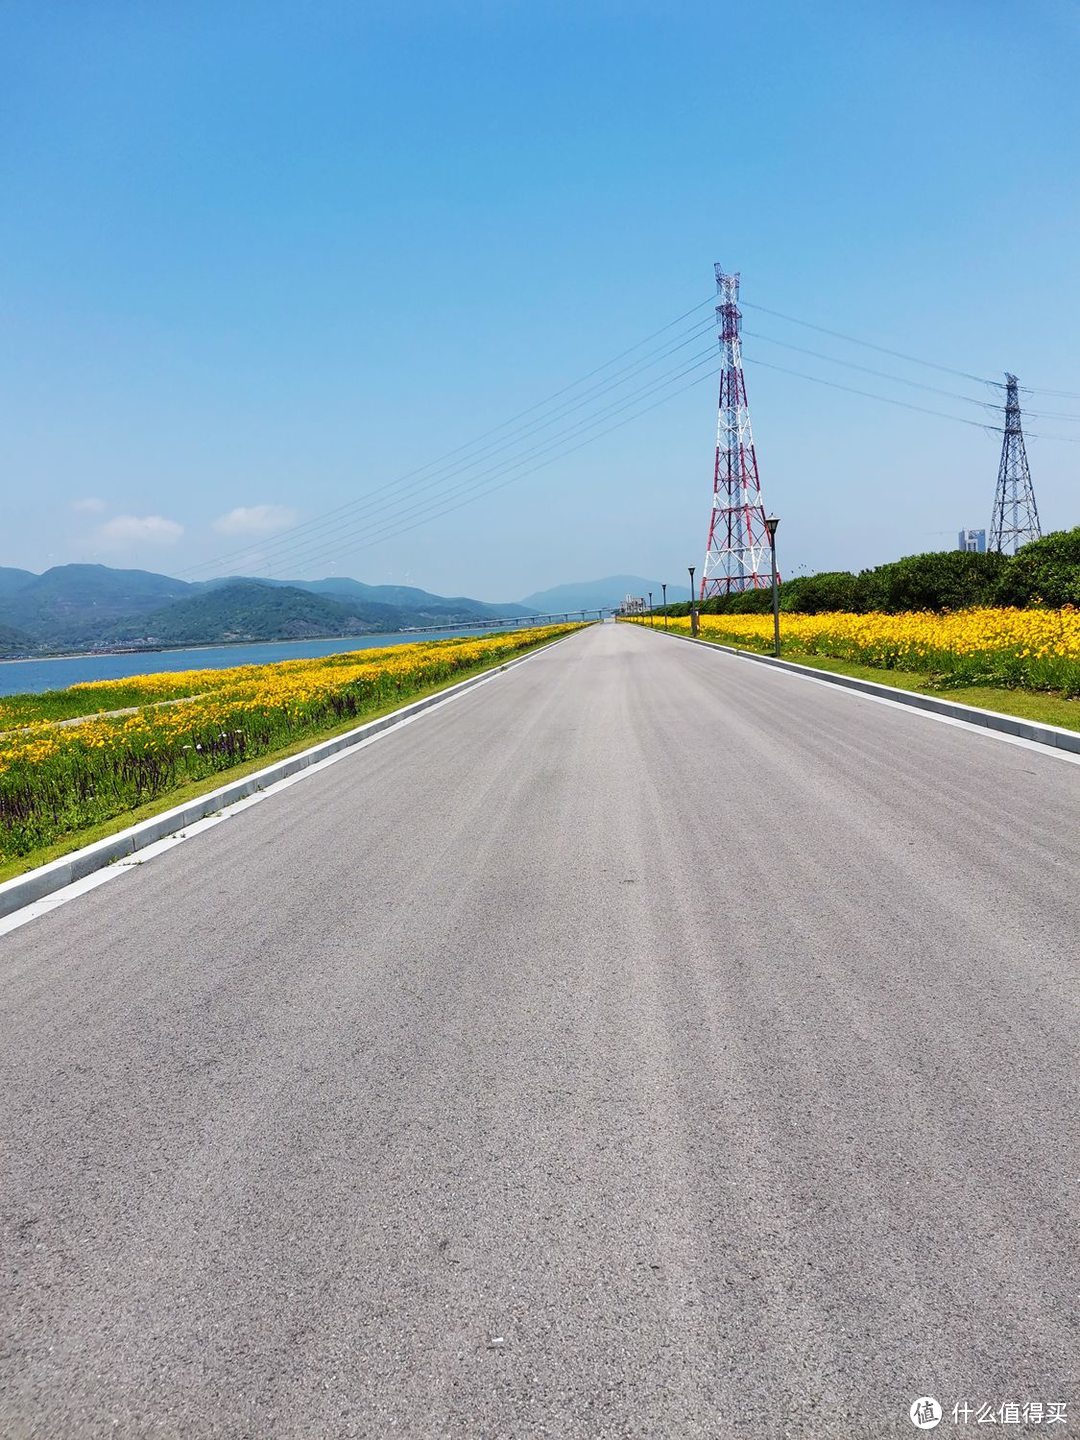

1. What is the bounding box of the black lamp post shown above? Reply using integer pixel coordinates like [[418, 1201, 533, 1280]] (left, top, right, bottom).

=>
[[648, 591, 653, 627], [764, 514, 781, 657], [688, 566, 698, 637], [661, 582, 667, 629]]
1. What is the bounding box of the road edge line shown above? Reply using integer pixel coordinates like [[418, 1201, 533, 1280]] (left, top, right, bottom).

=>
[[634, 626, 1080, 756], [0, 631, 581, 921]]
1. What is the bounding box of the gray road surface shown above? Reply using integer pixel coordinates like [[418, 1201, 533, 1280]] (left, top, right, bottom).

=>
[[1, 621, 1077, 1438]]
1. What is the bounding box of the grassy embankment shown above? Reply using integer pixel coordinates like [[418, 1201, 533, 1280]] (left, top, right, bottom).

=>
[[624, 611, 1080, 733], [0, 625, 584, 883]]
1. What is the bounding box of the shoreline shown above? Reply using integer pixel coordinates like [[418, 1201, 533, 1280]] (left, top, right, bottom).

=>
[[0, 625, 551, 697], [0, 633, 390, 667], [0, 617, 556, 669], [0, 613, 558, 668]]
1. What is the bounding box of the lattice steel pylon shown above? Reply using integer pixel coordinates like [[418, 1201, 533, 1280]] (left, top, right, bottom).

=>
[[701, 265, 775, 597], [989, 374, 1041, 555]]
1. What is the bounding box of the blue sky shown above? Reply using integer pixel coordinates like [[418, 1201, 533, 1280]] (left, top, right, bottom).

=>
[[2, 1, 1077, 600]]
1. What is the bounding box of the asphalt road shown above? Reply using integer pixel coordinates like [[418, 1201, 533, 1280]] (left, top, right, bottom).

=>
[[1, 621, 1077, 1439]]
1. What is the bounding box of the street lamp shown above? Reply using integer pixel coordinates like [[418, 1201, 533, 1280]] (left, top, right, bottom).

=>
[[688, 566, 698, 637], [648, 591, 653, 627], [764, 514, 781, 657], [661, 582, 667, 629]]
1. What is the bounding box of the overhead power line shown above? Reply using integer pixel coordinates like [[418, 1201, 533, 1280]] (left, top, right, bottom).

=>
[[312, 363, 723, 564], [745, 330, 1080, 424], [209, 320, 720, 578], [742, 330, 1003, 411], [1018, 404, 1080, 422], [743, 353, 1080, 443], [1022, 387, 1080, 402], [246, 346, 723, 576], [1025, 428, 1080, 443], [742, 298, 1080, 408], [194, 329, 719, 579], [742, 354, 1003, 431], [183, 286, 1079, 582], [739, 299, 1004, 388], [246, 358, 722, 575], [183, 295, 716, 578]]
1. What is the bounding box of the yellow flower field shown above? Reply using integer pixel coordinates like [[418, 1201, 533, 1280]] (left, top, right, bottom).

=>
[[0, 625, 583, 861], [627, 607, 1080, 695]]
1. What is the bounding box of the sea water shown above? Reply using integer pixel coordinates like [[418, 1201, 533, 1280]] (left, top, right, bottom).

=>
[[0, 630, 496, 697]]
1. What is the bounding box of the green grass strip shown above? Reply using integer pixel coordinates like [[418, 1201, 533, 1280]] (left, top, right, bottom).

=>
[[0, 631, 572, 886]]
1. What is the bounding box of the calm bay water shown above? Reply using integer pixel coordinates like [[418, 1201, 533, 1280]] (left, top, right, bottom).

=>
[[0, 629, 494, 696]]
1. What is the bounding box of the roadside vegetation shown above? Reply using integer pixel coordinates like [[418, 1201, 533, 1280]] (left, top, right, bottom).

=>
[[664, 527, 1080, 618], [634, 607, 1080, 696], [632, 528, 1080, 728], [0, 625, 583, 867]]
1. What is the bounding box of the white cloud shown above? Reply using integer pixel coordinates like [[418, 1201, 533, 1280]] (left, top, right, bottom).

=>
[[97, 514, 185, 546], [71, 497, 107, 514], [213, 504, 298, 536]]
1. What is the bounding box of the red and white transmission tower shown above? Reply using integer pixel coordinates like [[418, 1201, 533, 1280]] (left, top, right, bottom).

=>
[[701, 265, 775, 597]]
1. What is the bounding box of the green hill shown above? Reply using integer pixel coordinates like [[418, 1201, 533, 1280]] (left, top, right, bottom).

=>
[[0, 563, 530, 650], [106, 582, 389, 645], [4, 564, 193, 645], [298, 577, 534, 620], [0, 622, 34, 657], [0, 566, 36, 599]]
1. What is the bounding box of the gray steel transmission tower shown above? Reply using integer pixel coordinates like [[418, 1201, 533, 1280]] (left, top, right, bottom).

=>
[[989, 375, 1041, 555]]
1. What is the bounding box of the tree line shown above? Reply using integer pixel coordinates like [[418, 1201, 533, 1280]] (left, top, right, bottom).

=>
[[661, 526, 1080, 616]]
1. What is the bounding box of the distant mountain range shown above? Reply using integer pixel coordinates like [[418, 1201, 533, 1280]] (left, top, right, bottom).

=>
[[0, 564, 680, 656], [0, 564, 542, 655], [520, 575, 691, 611]]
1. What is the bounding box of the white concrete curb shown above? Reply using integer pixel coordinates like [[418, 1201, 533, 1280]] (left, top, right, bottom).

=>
[[0, 633, 578, 921], [640, 625, 1080, 756]]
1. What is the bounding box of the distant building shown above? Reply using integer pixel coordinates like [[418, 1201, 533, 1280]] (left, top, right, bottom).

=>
[[958, 528, 987, 554], [620, 595, 646, 615]]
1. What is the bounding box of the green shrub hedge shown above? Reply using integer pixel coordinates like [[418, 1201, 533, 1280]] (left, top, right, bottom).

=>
[[657, 527, 1079, 616]]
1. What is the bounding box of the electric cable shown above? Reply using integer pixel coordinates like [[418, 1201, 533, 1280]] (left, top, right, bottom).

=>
[[288, 363, 724, 566], [742, 330, 1003, 411], [253, 347, 723, 575], [204, 318, 720, 576], [741, 298, 1080, 405], [181, 295, 716, 578], [742, 354, 1080, 443], [183, 287, 1079, 581], [739, 300, 1004, 388], [196, 338, 720, 577]]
